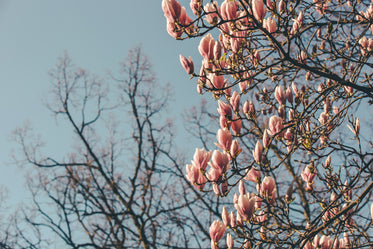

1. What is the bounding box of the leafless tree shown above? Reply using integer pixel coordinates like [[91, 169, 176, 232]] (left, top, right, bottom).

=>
[[9, 47, 224, 249]]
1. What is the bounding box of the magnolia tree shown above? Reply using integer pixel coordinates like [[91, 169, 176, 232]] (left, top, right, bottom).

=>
[[9, 47, 224, 249], [163, 0, 373, 248]]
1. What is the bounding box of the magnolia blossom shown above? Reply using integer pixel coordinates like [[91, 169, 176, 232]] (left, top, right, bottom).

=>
[[222, 206, 230, 226], [190, 0, 202, 16], [192, 148, 211, 171], [252, 0, 267, 20], [259, 176, 276, 201], [209, 150, 230, 174], [209, 220, 225, 242], [217, 100, 232, 120], [245, 167, 261, 183], [252, 140, 263, 163], [220, 0, 238, 20], [208, 73, 225, 90], [243, 100, 256, 119], [199, 33, 215, 60], [162, 0, 182, 22], [262, 129, 271, 149], [179, 54, 194, 74], [186, 163, 207, 190], [236, 194, 256, 221], [269, 115, 284, 137], [301, 164, 317, 191], [230, 91, 240, 113], [231, 116, 242, 135], [278, 0, 285, 13], [286, 86, 293, 104], [216, 128, 233, 152], [226, 233, 234, 249], [275, 86, 285, 105], [263, 17, 277, 33], [204, 1, 220, 24]]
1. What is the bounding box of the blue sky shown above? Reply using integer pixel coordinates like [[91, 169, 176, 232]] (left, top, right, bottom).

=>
[[0, 0, 203, 206]]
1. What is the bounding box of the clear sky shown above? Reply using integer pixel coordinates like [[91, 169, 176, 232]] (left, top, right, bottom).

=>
[[0, 0, 203, 206]]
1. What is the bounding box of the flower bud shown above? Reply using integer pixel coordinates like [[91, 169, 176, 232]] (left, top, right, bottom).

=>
[[227, 233, 234, 249], [253, 140, 263, 163], [209, 220, 225, 242], [252, 0, 267, 20], [180, 55, 194, 74], [222, 206, 230, 226]]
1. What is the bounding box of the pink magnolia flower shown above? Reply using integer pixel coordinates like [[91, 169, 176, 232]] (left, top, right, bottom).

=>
[[229, 212, 236, 228], [301, 164, 317, 191], [278, 0, 285, 13], [199, 33, 215, 60], [218, 100, 232, 120], [210, 150, 230, 173], [162, 0, 182, 22], [209, 220, 225, 242], [286, 86, 293, 104], [204, 1, 220, 24], [208, 73, 225, 90], [213, 41, 222, 60], [236, 194, 256, 221], [259, 176, 276, 200], [263, 17, 277, 33], [269, 115, 284, 137], [243, 100, 256, 119], [179, 6, 193, 27], [186, 163, 207, 190], [260, 130, 270, 150], [166, 19, 183, 38], [230, 91, 240, 113], [292, 81, 299, 96], [231, 116, 242, 135], [290, 19, 300, 35], [190, 0, 202, 16], [192, 148, 211, 171], [226, 233, 234, 249], [216, 128, 233, 152], [230, 140, 241, 158], [252, 0, 267, 20], [213, 183, 221, 196], [220, 0, 238, 20], [208, 167, 222, 181], [288, 109, 295, 121], [179, 54, 194, 74], [222, 206, 230, 226], [220, 115, 231, 130], [245, 167, 261, 183], [253, 140, 263, 163]]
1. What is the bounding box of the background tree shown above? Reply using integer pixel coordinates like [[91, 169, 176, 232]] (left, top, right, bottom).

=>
[[163, 0, 373, 248], [10, 47, 224, 249]]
